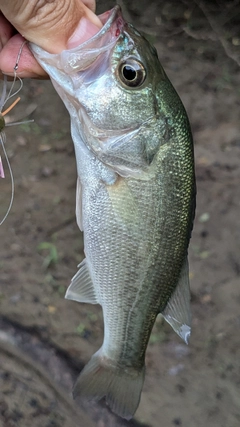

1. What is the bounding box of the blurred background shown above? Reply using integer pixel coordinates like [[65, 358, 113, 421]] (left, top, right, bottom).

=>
[[0, 1, 240, 426]]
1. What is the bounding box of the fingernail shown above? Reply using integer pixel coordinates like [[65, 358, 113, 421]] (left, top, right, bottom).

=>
[[67, 16, 101, 49]]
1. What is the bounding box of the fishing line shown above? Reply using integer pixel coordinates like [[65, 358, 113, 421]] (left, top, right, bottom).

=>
[[3, 73, 23, 106], [0, 132, 14, 226], [0, 74, 7, 110], [2, 41, 27, 107]]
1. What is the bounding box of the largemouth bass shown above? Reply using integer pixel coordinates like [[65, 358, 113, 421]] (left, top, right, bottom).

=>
[[31, 6, 195, 420]]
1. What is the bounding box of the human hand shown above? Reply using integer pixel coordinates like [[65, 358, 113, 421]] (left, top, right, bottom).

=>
[[0, 0, 102, 78]]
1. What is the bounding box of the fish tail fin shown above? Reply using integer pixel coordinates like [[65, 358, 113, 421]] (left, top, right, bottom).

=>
[[73, 349, 145, 420]]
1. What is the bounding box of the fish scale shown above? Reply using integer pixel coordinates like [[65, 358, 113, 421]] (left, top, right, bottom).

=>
[[31, 5, 195, 420]]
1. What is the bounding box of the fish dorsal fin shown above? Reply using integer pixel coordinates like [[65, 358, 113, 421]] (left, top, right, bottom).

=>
[[162, 256, 191, 343], [76, 177, 83, 231], [65, 258, 99, 304]]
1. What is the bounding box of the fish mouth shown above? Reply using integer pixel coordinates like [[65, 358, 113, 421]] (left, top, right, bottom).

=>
[[30, 6, 124, 76], [72, 5, 124, 49], [93, 5, 124, 42], [64, 6, 124, 73]]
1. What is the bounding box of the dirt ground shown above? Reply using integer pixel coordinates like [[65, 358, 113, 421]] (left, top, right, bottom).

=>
[[1, 1, 240, 426]]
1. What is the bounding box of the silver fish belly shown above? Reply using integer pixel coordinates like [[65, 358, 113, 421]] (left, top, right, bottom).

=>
[[31, 5, 195, 420]]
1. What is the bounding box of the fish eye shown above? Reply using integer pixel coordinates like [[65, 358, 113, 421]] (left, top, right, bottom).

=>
[[117, 59, 146, 88]]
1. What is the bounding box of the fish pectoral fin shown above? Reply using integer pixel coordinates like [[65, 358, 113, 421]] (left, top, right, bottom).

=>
[[76, 177, 83, 231], [65, 258, 99, 304], [73, 348, 145, 420], [106, 179, 139, 229], [162, 256, 191, 344]]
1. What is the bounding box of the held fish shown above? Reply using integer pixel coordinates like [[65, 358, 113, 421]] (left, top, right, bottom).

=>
[[31, 6, 195, 420]]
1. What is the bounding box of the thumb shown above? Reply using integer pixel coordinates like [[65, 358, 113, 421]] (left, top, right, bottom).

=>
[[0, 0, 102, 53]]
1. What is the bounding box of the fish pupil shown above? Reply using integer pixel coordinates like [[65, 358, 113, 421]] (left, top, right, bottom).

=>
[[122, 65, 136, 81]]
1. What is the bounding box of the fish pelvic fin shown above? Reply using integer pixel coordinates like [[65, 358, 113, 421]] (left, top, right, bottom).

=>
[[73, 349, 145, 420], [65, 258, 99, 304], [162, 256, 191, 344]]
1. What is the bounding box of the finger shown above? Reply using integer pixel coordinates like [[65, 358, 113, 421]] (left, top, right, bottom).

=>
[[0, 0, 102, 53], [0, 13, 15, 49], [82, 0, 96, 11], [0, 34, 48, 78]]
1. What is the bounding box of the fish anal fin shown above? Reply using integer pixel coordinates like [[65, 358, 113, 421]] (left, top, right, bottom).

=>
[[162, 257, 191, 344], [73, 348, 145, 420], [65, 258, 98, 304]]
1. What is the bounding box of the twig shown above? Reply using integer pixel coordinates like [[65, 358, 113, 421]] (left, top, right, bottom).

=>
[[46, 215, 76, 236], [182, 25, 218, 41], [197, 1, 240, 67]]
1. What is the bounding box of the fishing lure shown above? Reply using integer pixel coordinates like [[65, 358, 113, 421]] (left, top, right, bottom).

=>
[[0, 41, 32, 225]]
